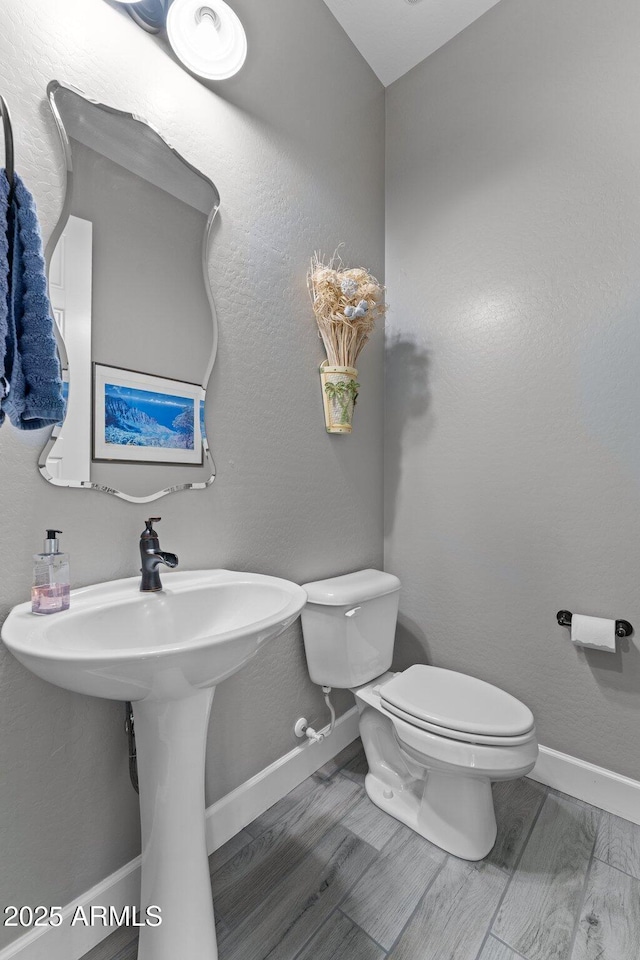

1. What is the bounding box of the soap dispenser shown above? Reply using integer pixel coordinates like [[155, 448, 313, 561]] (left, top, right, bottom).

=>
[[32, 530, 70, 615]]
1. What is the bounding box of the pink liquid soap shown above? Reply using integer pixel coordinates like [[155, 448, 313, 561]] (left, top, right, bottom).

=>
[[31, 583, 70, 615]]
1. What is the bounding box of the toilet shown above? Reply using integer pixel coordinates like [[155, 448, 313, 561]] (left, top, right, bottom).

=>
[[300, 569, 538, 861]]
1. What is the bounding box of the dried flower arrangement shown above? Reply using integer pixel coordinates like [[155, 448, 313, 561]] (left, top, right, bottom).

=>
[[307, 250, 387, 434], [307, 250, 386, 368]]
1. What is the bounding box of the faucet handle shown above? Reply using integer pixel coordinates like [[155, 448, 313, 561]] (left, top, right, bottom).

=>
[[142, 517, 162, 537]]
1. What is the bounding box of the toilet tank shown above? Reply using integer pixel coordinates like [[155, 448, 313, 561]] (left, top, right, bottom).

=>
[[300, 569, 401, 688]]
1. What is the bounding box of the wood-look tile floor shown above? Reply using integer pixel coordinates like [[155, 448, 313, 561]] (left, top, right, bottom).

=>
[[83, 741, 640, 960]]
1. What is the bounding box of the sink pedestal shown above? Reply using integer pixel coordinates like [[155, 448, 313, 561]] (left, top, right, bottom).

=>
[[133, 688, 217, 960]]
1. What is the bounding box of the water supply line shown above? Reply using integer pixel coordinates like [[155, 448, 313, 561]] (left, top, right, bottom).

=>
[[294, 686, 336, 744], [323, 685, 336, 736]]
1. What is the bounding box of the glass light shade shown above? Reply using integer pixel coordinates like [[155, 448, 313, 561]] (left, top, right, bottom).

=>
[[122, 0, 167, 33], [167, 0, 247, 80]]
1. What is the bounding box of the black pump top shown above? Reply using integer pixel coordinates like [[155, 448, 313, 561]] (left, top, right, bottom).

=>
[[43, 529, 63, 555]]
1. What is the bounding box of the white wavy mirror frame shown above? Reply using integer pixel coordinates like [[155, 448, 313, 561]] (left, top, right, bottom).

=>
[[39, 80, 220, 502]]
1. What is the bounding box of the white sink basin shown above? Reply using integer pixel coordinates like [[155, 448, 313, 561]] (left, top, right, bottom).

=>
[[2, 569, 307, 960], [2, 569, 307, 701]]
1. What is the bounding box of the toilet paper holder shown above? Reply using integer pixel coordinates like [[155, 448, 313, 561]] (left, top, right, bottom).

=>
[[556, 610, 633, 638]]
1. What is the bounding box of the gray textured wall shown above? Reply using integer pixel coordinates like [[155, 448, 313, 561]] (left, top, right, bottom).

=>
[[0, 0, 384, 946], [385, 0, 640, 779]]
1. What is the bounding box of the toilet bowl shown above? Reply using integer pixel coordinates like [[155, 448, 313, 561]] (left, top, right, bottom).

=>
[[354, 668, 537, 859], [300, 570, 538, 861]]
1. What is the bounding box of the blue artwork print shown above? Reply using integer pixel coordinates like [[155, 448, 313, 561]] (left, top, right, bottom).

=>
[[104, 383, 195, 450], [56, 381, 69, 427], [200, 399, 206, 442]]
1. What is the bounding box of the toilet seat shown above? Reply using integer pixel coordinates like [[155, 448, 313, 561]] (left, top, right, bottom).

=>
[[379, 664, 535, 745], [380, 700, 536, 746]]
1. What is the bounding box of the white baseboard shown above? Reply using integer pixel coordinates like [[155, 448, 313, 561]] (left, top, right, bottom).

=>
[[0, 858, 142, 960], [0, 708, 361, 960], [529, 744, 640, 826]]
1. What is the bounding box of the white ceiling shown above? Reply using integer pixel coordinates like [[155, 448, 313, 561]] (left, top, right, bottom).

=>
[[322, 0, 504, 87]]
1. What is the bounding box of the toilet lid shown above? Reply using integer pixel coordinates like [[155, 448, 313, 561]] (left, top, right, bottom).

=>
[[379, 665, 534, 738]]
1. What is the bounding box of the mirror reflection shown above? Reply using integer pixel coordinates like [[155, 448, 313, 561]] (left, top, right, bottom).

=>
[[40, 81, 220, 502]]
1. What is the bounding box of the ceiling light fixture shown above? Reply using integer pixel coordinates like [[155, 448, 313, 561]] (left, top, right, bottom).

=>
[[167, 0, 247, 81], [110, 0, 247, 79]]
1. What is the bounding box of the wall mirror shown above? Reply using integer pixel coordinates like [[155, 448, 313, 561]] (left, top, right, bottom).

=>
[[39, 81, 220, 502]]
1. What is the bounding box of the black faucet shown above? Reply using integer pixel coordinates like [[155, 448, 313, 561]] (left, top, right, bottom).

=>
[[139, 518, 178, 592]]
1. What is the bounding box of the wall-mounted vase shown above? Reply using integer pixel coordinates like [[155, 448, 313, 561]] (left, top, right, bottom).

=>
[[319, 361, 359, 434]]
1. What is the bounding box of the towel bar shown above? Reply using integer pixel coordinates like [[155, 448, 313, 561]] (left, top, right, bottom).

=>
[[556, 610, 633, 638]]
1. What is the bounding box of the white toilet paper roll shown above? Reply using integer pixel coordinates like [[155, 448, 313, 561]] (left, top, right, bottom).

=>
[[571, 614, 617, 652]]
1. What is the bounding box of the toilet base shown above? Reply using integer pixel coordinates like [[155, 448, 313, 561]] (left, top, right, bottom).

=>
[[364, 768, 497, 861]]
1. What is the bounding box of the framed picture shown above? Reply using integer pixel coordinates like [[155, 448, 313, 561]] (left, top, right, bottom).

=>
[[92, 363, 204, 466]]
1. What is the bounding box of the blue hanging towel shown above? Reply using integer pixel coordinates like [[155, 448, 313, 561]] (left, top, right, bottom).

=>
[[1, 171, 65, 430], [0, 172, 9, 418]]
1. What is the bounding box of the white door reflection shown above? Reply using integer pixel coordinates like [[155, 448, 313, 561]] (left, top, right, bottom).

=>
[[47, 215, 93, 483]]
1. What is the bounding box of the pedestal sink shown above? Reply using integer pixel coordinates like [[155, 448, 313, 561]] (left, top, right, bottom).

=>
[[2, 570, 307, 960]]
